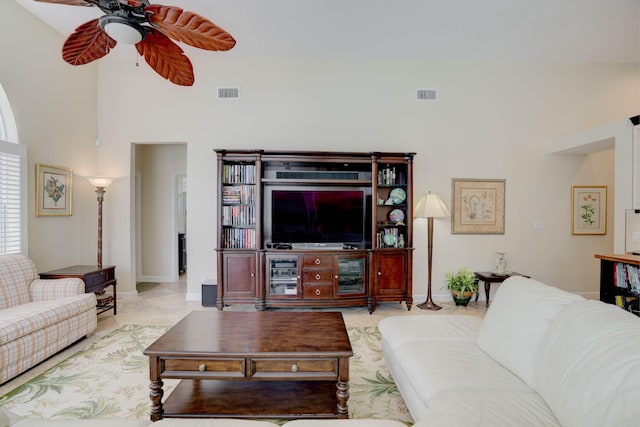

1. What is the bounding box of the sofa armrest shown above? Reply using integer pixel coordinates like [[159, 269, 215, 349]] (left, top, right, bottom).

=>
[[30, 278, 85, 301]]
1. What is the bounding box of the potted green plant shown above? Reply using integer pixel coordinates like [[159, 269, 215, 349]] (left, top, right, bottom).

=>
[[444, 267, 479, 306]]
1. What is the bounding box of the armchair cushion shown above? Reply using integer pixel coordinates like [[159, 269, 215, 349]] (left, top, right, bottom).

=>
[[0, 255, 37, 309], [30, 278, 85, 301], [0, 295, 96, 344]]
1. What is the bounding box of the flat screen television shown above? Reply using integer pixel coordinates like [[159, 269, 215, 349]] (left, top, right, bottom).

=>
[[265, 187, 371, 247]]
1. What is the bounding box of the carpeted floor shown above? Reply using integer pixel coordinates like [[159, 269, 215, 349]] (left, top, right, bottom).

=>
[[0, 324, 413, 424]]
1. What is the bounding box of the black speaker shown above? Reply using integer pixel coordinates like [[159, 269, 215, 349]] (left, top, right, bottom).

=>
[[630, 115, 640, 126], [202, 283, 217, 307]]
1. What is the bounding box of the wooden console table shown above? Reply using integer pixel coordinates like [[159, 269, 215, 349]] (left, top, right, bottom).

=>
[[39, 265, 117, 315], [474, 271, 528, 305]]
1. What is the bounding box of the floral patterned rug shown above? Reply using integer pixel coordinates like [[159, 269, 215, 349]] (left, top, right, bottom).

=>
[[0, 324, 412, 424]]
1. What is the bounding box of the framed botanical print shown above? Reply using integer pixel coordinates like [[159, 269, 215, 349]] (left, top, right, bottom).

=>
[[572, 186, 607, 235], [36, 163, 72, 216], [451, 178, 505, 234]]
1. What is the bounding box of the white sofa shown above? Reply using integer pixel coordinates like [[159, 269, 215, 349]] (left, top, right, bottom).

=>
[[379, 276, 640, 427], [0, 409, 406, 427], [0, 254, 97, 385]]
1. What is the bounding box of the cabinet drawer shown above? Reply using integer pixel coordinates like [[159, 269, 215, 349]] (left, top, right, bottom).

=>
[[162, 358, 245, 377], [303, 284, 333, 299], [84, 269, 115, 287], [303, 255, 333, 268], [303, 270, 334, 283], [251, 358, 337, 379]]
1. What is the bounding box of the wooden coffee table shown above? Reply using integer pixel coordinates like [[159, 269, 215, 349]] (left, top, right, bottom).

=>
[[143, 311, 353, 421]]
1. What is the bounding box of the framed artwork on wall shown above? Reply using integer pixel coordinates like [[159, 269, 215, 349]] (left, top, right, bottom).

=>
[[572, 185, 607, 235], [451, 178, 505, 234], [36, 163, 72, 216]]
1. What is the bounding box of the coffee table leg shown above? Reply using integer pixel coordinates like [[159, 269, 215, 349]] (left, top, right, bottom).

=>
[[149, 379, 164, 421], [337, 381, 349, 418]]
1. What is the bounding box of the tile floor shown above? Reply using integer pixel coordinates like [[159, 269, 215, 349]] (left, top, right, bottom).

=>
[[0, 274, 487, 396]]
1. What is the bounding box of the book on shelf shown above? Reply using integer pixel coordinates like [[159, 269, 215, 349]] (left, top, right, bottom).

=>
[[223, 164, 256, 184], [222, 228, 256, 249], [614, 262, 640, 293], [222, 185, 255, 205]]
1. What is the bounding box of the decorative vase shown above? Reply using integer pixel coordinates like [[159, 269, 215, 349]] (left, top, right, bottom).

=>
[[495, 251, 507, 275], [451, 290, 474, 306]]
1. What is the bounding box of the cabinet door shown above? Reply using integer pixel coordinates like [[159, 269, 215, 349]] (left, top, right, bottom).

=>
[[336, 254, 367, 297], [373, 250, 409, 298], [266, 255, 301, 299], [223, 252, 257, 299]]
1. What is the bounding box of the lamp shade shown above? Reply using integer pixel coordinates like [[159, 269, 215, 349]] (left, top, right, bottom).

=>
[[86, 176, 115, 189], [414, 191, 450, 218]]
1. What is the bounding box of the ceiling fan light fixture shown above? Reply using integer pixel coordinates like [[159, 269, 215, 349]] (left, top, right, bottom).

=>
[[99, 15, 145, 44]]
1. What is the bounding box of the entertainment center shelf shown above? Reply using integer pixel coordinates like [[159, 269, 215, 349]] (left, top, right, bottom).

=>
[[215, 149, 415, 313]]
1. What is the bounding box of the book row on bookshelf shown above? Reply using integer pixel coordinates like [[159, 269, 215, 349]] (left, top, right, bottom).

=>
[[222, 185, 256, 205], [615, 295, 640, 316], [222, 164, 257, 184], [376, 228, 405, 248], [222, 206, 256, 226], [222, 228, 256, 249], [614, 262, 640, 294]]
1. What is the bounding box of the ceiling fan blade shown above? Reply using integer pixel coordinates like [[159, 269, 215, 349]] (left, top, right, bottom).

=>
[[34, 0, 92, 5], [145, 4, 236, 51], [62, 18, 116, 66], [135, 30, 195, 86]]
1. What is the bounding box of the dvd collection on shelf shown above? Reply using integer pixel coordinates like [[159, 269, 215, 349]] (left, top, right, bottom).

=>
[[223, 164, 256, 184], [222, 228, 256, 249], [222, 205, 255, 226], [222, 185, 256, 205]]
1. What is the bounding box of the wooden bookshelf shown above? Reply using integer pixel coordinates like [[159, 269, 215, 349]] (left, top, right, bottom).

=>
[[595, 253, 640, 316]]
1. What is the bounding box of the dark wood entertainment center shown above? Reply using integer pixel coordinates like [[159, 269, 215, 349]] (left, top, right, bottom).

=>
[[215, 149, 415, 313]]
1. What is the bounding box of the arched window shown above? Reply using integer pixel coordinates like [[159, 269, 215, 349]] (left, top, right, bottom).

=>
[[0, 83, 27, 254]]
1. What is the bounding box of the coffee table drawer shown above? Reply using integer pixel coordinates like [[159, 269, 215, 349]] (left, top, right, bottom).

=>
[[162, 358, 245, 379], [251, 358, 338, 379]]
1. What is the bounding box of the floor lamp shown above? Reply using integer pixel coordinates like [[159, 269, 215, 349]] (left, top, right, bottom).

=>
[[86, 176, 115, 268], [414, 191, 450, 310]]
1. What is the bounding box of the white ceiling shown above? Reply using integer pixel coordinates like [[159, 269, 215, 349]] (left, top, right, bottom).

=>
[[14, 0, 640, 63]]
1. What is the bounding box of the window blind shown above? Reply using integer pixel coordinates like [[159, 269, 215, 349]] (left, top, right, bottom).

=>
[[0, 141, 26, 255]]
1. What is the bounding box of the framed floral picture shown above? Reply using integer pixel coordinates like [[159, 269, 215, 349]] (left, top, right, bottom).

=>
[[451, 178, 505, 234], [572, 186, 606, 235], [36, 164, 72, 216]]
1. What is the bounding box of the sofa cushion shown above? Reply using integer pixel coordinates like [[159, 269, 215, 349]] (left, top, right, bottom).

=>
[[389, 340, 532, 409], [412, 389, 560, 427], [379, 314, 482, 349], [0, 255, 37, 310], [0, 294, 96, 344], [477, 276, 584, 389], [535, 300, 640, 427], [285, 420, 407, 427], [154, 420, 280, 427]]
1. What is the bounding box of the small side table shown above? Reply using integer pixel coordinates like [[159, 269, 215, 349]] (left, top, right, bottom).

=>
[[474, 271, 528, 305], [39, 265, 116, 315]]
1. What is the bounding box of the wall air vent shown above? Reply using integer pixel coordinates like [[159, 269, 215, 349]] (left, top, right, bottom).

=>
[[217, 87, 240, 100], [416, 89, 438, 101]]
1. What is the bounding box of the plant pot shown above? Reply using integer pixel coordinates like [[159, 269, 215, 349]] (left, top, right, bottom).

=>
[[451, 290, 474, 306]]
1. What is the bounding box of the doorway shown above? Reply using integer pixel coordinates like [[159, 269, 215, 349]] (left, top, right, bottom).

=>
[[133, 143, 187, 286]]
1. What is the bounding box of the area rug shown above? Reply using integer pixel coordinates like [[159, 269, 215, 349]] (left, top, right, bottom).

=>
[[0, 324, 413, 424]]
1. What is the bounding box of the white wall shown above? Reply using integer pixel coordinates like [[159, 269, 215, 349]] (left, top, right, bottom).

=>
[[95, 57, 637, 301], [0, 1, 98, 271], [1, 1, 637, 304]]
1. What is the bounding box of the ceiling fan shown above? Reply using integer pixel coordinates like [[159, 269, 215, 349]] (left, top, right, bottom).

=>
[[35, 0, 236, 86]]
